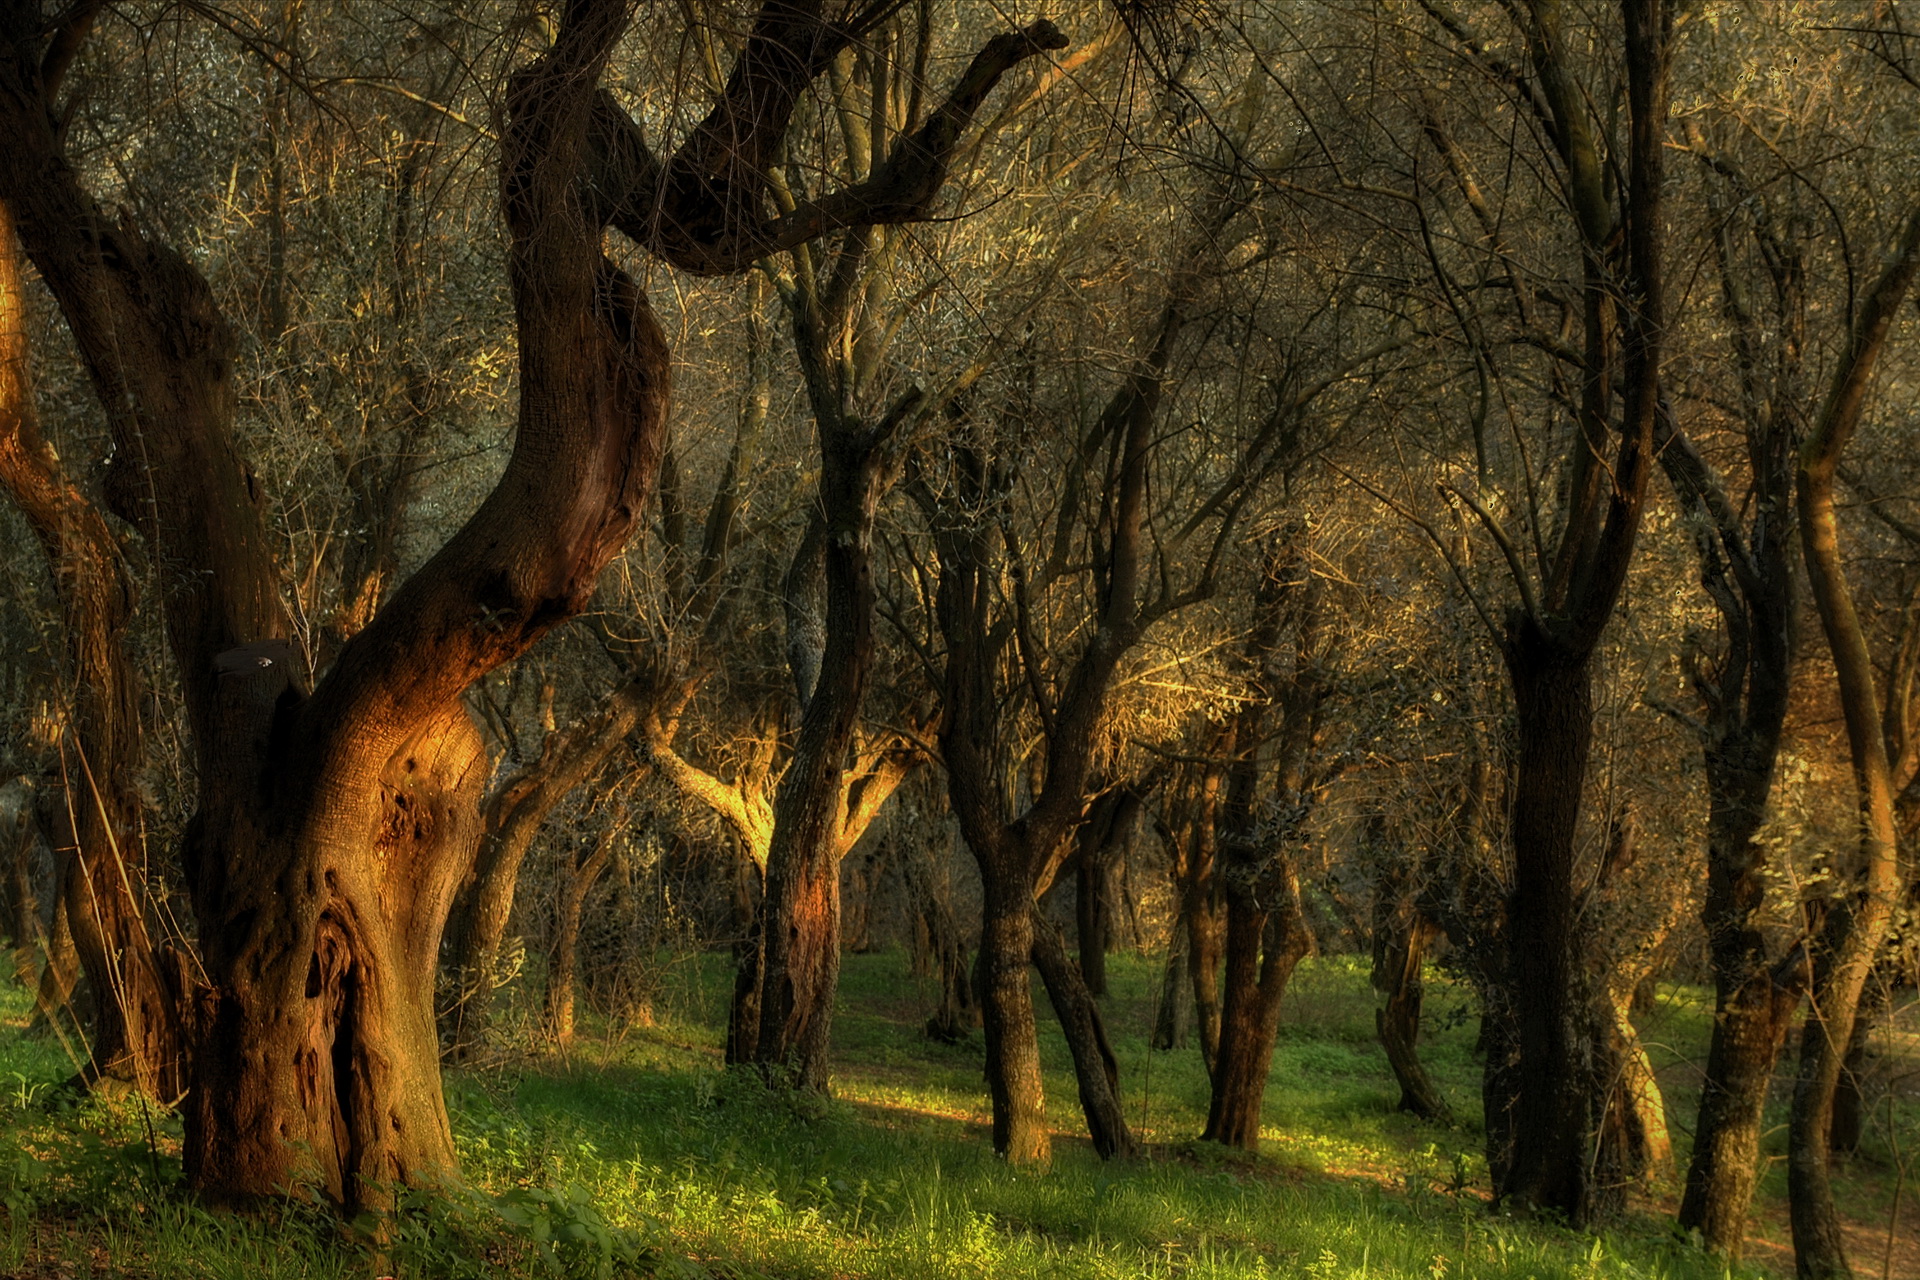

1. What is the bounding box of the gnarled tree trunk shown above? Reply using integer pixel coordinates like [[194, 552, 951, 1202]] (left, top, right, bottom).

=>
[[0, 201, 183, 1098]]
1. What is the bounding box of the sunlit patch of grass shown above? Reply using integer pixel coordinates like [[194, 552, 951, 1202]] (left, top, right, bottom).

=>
[[0, 952, 1817, 1278]]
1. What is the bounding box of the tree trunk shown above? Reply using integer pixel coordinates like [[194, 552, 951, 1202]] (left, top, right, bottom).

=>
[[1170, 763, 1225, 1074], [1500, 626, 1611, 1219], [1681, 964, 1800, 1254], [1075, 835, 1108, 998], [908, 839, 974, 1043], [1188, 898, 1223, 1076], [0, 200, 183, 1098], [979, 872, 1049, 1165], [444, 680, 647, 1060], [1152, 938, 1190, 1051], [1373, 913, 1451, 1123], [1786, 204, 1919, 1280], [183, 688, 488, 1206], [726, 900, 766, 1066], [1071, 788, 1133, 997], [545, 824, 617, 1048], [1610, 997, 1672, 1178], [3, 784, 40, 988], [1203, 884, 1310, 1149], [1829, 969, 1889, 1157], [1032, 910, 1136, 1158]]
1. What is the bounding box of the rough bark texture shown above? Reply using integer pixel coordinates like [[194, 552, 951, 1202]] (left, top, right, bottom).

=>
[[1031, 911, 1135, 1158], [1475, 0, 1668, 1224], [979, 873, 1049, 1164], [1203, 892, 1310, 1148], [1786, 203, 1920, 1280], [1681, 961, 1801, 1251], [1502, 629, 1616, 1215], [0, 200, 183, 1098], [1663, 134, 1806, 1259], [751, 406, 887, 1091], [1372, 903, 1450, 1124]]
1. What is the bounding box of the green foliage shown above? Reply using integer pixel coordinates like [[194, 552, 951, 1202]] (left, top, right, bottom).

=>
[[0, 958, 1879, 1278]]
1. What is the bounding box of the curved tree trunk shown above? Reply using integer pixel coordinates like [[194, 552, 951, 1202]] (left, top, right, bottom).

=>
[[1373, 911, 1451, 1124], [1658, 139, 1804, 1255], [752, 441, 881, 1091], [443, 679, 648, 1059], [1032, 910, 1135, 1159], [1828, 968, 1890, 1157], [1610, 997, 1672, 1178], [0, 201, 183, 1098], [545, 822, 618, 1048], [1786, 203, 1920, 1280]]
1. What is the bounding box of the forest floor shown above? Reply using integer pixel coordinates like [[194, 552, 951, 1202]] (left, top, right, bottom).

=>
[[0, 951, 1912, 1279]]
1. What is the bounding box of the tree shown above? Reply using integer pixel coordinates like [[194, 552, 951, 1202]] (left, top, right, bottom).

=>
[[1394, 0, 1672, 1221], [0, 201, 185, 1098], [1785, 202, 1920, 1280], [0, 0, 1065, 1208], [1202, 536, 1325, 1149], [1662, 131, 1812, 1259]]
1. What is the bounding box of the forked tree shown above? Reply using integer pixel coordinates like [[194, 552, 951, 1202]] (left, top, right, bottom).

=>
[[0, 202, 185, 1099], [1403, 0, 1670, 1222], [0, 0, 1064, 1207]]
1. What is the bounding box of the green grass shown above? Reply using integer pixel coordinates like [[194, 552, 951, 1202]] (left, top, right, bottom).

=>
[[0, 953, 1907, 1279]]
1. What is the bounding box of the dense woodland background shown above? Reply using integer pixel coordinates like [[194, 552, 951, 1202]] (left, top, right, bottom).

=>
[[0, 0, 1918, 1276]]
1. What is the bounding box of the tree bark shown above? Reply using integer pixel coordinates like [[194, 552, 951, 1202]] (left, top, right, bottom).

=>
[[1787, 203, 1920, 1280], [1032, 910, 1135, 1158], [1372, 905, 1451, 1124], [1682, 962, 1801, 1254], [980, 870, 1049, 1164], [1829, 968, 1890, 1157], [1152, 937, 1191, 1051], [545, 821, 618, 1048], [1202, 538, 1321, 1152], [1203, 887, 1310, 1149], [1071, 788, 1133, 997], [1662, 133, 1805, 1258], [751, 433, 882, 1092], [0, 199, 183, 1098], [1501, 627, 1610, 1215]]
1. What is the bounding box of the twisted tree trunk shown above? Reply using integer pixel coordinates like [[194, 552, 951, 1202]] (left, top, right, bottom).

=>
[[0, 201, 183, 1098]]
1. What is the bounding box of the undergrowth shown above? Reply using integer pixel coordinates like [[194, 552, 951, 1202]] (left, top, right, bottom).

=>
[[0, 952, 1904, 1279]]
